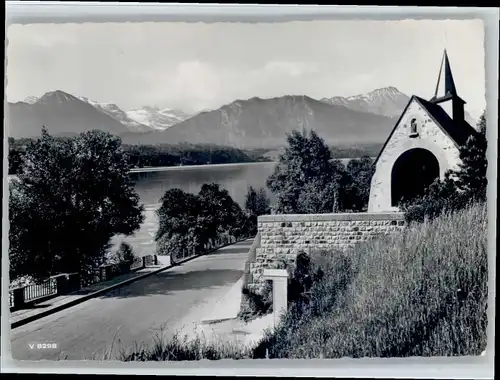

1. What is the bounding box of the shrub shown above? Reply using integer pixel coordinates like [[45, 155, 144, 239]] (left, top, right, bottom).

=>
[[401, 187, 473, 225], [238, 282, 273, 322], [117, 242, 135, 264], [402, 111, 487, 224], [253, 203, 488, 358], [238, 252, 323, 323]]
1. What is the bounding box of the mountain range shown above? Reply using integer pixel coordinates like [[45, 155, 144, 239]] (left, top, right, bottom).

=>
[[320, 86, 410, 118], [6, 87, 478, 149], [122, 95, 396, 149], [125, 106, 193, 131]]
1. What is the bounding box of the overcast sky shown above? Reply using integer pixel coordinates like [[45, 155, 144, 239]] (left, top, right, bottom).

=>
[[6, 19, 485, 116]]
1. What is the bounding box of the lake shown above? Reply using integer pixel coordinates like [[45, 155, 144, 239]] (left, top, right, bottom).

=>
[[122, 160, 351, 256], [115, 161, 280, 256], [8, 160, 354, 257], [130, 159, 355, 208], [130, 161, 278, 208]]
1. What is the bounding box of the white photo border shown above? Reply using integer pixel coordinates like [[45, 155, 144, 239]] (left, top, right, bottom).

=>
[[2, 3, 497, 378]]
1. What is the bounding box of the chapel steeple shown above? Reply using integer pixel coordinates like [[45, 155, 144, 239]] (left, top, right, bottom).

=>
[[432, 49, 458, 100], [430, 49, 466, 123]]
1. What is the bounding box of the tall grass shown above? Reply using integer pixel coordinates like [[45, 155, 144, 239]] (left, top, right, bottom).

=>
[[255, 202, 488, 358], [119, 203, 487, 360], [118, 330, 254, 361]]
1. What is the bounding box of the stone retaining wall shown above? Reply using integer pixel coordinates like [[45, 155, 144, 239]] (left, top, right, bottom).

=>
[[246, 212, 406, 292]]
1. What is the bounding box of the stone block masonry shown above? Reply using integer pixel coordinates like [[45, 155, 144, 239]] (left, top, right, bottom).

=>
[[247, 212, 406, 292]]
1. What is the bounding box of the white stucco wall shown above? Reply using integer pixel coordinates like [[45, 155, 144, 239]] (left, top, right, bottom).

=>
[[368, 98, 462, 213]]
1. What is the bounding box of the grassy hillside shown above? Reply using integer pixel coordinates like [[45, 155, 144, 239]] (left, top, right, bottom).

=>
[[254, 202, 488, 358], [117, 202, 487, 360]]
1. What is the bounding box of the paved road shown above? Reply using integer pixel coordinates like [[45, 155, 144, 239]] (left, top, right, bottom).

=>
[[9, 239, 253, 361]]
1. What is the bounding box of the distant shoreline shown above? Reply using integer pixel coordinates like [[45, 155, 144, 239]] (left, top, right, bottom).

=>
[[128, 157, 372, 173], [129, 161, 276, 173], [8, 158, 375, 180]]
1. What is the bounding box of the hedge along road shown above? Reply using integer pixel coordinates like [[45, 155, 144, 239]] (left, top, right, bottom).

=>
[[9, 239, 253, 361]]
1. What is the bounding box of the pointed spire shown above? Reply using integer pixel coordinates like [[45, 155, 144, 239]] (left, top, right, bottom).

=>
[[433, 49, 458, 100]]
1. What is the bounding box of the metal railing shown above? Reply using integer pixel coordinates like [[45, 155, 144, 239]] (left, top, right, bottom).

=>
[[169, 234, 251, 265], [23, 277, 57, 302], [9, 234, 249, 311], [9, 254, 159, 311]]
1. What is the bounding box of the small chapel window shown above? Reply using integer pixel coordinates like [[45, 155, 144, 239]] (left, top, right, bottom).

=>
[[410, 118, 418, 136]]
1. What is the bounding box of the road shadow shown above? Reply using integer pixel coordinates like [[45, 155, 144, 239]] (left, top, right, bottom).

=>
[[96, 268, 243, 300], [12, 303, 53, 312], [205, 246, 251, 255], [24, 304, 51, 309]]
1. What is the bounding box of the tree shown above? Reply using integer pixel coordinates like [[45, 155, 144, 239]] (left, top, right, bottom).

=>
[[297, 178, 339, 214], [157, 233, 189, 263], [8, 140, 25, 175], [245, 186, 271, 216], [155, 188, 204, 255], [266, 130, 348, 214], [198, 183, 239, 241], [9, 128, 144, 282], [452, 112, 487, 202], [155, 183, 248, 260], [245, 186, 259, 216], [227, 201, 250, 240], [244, 186, 271, 235], [343, 156, 376, 212]]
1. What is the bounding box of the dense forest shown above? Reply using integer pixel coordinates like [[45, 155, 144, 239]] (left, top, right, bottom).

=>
[[7, 136, 382, 175], [8, 137, 255, 174], [123, 143, 254, 168]]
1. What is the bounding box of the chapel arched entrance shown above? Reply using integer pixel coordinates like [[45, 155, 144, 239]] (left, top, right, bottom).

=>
[[391, 148, 440, 207]]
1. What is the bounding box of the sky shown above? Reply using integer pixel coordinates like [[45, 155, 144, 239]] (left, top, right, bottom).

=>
[[6, 19, 485, 117]]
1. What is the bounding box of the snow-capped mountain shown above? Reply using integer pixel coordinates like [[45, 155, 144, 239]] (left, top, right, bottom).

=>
[[122, 95, 396, 149], [24, 96, 39, 104], [321, 86, 410, 118], [7, 90, 134, 138], [126, 107, 192, 130], [76, 96, 151, 133], [321, 86, 478, 125]]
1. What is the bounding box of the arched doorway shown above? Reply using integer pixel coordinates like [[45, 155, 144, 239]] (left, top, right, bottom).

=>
[[391, 148, 440, 207]]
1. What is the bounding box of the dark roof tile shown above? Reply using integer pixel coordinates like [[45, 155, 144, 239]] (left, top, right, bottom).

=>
[[415, 96, 478, 146], [373, 95, 478, 166]]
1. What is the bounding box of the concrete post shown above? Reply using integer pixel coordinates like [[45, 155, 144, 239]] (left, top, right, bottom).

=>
[[100, 267, 106, 281], [55, 274, 70, 295], [69, 273, 81, 291], [105, 266, 113, 281], [262, 269, 289, 328], [12, 287, 25, 310]]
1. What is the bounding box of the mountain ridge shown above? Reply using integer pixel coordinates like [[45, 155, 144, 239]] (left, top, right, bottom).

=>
[[120, 94, 397, 149], [7, 91, 134, 138], [321, 86, 477, 124], [75, 96, 151, 133], [125, 106, 192, 130], [8, 87, 479, 145]]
